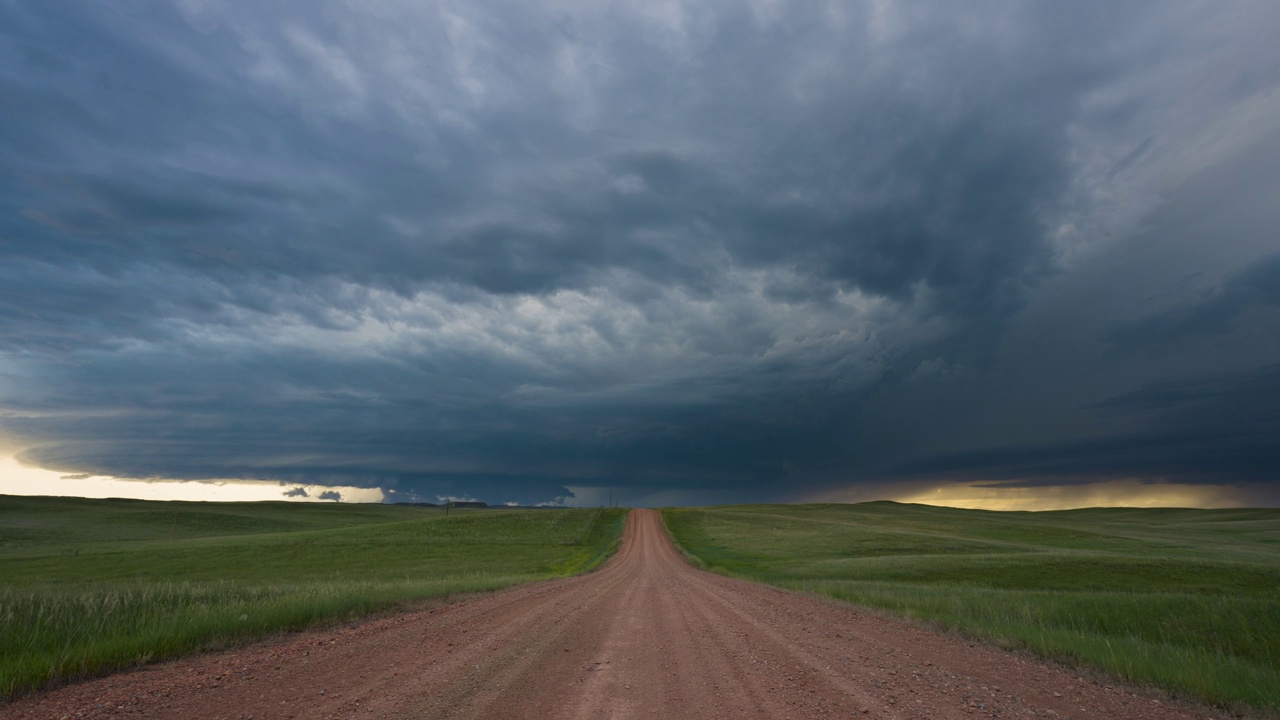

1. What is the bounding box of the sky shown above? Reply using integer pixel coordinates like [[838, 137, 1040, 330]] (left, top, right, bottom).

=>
[[2, 0, 1279, 509]]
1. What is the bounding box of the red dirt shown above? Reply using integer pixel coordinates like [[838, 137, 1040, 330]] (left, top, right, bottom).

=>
[[7, 509, 1219, 720]]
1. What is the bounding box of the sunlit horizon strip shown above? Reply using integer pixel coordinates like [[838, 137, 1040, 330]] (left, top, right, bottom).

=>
[[817, 477, 1266, 511], [0, 455, 385, 504], [1, 455, 1272, 510]]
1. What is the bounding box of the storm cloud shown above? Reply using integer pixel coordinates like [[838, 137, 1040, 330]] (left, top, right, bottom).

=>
[[2, 0, 1278, 505]]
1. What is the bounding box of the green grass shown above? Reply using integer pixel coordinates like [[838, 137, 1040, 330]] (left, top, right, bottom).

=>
[[0, 495, 625, 698], [661, 502, 1280, 714]]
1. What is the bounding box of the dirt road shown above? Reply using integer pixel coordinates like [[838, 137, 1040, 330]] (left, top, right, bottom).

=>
[[8, 509, 1212, 719]]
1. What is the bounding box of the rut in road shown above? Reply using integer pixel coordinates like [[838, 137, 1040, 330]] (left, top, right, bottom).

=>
[[7, 509, 1213, 720]]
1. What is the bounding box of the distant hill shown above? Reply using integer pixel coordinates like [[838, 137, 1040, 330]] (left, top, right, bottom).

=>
[[392, 500, 490, 508]]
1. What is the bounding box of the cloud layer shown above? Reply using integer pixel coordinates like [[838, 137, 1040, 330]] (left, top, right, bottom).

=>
[[2, 0, 1278, 504]]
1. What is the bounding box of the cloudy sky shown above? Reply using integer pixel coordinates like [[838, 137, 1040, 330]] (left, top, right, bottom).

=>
[[2, 0, 1278, 508]]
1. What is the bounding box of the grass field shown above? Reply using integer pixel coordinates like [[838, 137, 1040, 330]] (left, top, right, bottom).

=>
[[661, 502, 1280, 714], [0, 495, 625, 698]]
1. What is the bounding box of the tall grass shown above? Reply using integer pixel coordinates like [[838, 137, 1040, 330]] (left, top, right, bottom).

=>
[[662, 503, 1280, 714], [0, 497, 625, 697]]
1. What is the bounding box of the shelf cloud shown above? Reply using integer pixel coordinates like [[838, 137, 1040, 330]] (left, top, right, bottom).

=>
[[2, 0, 1278, 506]]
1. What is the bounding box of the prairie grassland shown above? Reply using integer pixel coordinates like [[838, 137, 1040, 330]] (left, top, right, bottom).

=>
[[0, 495, 624, 697], [662, 502, 1280, 714]]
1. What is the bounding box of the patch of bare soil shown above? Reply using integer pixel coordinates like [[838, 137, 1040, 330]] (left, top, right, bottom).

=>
[[6, 509, 1220, 719]]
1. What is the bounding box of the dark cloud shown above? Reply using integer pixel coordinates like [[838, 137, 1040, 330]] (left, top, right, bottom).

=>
[[1, 0, 1278, 505], [1112, 254, 1280, 345], [825, 349, 1280, 489]]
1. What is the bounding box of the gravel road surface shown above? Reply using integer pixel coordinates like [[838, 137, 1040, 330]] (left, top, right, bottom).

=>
[[7, 509, 1215, 719]]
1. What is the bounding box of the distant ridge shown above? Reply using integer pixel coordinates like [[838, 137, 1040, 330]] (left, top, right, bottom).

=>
[[391, 500, 490, 508]]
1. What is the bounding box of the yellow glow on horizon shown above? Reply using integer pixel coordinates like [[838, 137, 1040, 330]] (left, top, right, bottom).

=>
[[0, 455, 386, 503], [883, 478, 1252, 511]]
